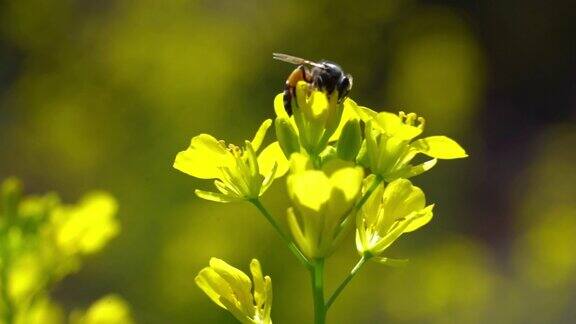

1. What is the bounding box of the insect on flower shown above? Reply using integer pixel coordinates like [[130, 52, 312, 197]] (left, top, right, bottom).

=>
[[273, 53, 353, 115]]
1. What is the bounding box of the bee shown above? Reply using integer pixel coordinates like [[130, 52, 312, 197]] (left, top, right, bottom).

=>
[[273, 53, 353, 115]]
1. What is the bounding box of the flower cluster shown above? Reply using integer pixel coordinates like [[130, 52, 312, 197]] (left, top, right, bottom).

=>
[[174, 79, 467, 323], [0, 178, 133, 324]]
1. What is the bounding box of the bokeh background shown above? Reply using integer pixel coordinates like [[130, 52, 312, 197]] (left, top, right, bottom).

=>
[[1, 0, 576, 323]]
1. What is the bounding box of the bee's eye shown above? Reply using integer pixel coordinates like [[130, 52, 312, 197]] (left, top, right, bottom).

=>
[[341, 77, 350, 89], [337, 76, 352, 101]]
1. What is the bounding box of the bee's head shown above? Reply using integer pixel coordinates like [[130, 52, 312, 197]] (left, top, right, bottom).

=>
[[312, 61, 347, 95]]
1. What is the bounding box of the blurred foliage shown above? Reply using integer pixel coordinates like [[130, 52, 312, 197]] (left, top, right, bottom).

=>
[[0, 0, 574, 323], [0, 178, 133, 323]]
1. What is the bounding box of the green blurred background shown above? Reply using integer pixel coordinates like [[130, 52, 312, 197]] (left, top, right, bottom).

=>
[[1, 0, 575, 323]]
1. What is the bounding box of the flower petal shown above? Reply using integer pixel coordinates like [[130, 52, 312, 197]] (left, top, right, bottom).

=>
[[173, 134, 235, 179], [194, 190, 238, 203], [411, 136, 468, 159], [329, 99, 378, 142], [404, 204, 434, 233], [263, 276, 273, 321], [328, 166, 364, 203], [274, 93, 290, 119], [195, 268, 231, 309], [329, 99, 358, 142], [250, 259, 266, 308], [287, 208, 312, 258], [372, 112, 423, 140], [382, 179, 426, 221], [404, 159, 438, 179], [218, 296, 252, 323], [250, 119, 272, 152], [258, 142, 289, 179], [209, 258, 254, 317], [259, 162, 278, 196], [287, 170, 332, 212]]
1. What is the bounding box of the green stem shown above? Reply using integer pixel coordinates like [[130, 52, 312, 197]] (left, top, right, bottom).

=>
[[326, 255, 368, 309], [249, 199, 311, 268], [354, 175, 383, 211], [321, 177, 381, 312], [310, 259, 326, 324]]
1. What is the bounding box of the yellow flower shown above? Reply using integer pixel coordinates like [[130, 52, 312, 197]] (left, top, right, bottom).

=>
[[69, 295, 134, 324], [274, 82, 348, 156], [50, 192, 119, 256], [286, 153, 363, 259], [196, 258, 272, 324], [356, 178, 434, 260], [174, 120, 289, 202], [359, 111, 468, 181]]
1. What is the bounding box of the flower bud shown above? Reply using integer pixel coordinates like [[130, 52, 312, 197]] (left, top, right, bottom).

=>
[[274, 117, 300, 158], [336, 118, 362, 161], [290, 82, 343, 155], [196, 258, 272, 324]]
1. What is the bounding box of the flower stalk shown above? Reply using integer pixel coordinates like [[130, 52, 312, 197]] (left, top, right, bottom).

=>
[[310, 259, 326, 324], [326, 255, 367, 309], [249, 199, 310, 268]]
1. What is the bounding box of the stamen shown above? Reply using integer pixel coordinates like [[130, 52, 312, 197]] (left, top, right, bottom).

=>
[[405, 113, 417, 126], [399, 112, 425, 130], [399, 111, 407, 122], [226, 144, 243, 158], [417, 117, 426, 130]]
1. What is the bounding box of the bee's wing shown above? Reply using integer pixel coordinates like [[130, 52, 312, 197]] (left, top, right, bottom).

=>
[[273, 53, 323, 68]]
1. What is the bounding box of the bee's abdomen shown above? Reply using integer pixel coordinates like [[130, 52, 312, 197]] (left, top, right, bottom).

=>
[[283, 87, 293, 115], [282, 66, 310, 115]]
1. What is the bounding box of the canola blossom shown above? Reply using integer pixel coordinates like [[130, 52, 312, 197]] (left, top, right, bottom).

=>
[[358, 111, 467, 181], [174, 119, 289, 202], [176, 70, 467, 323], [0, 178, 133, 324], [70, 294, 134, 324], [356, 178, 434, 259], [275, 82, 344, 156], [196, 258, 272, 324], [286, 154, 363, 259]]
